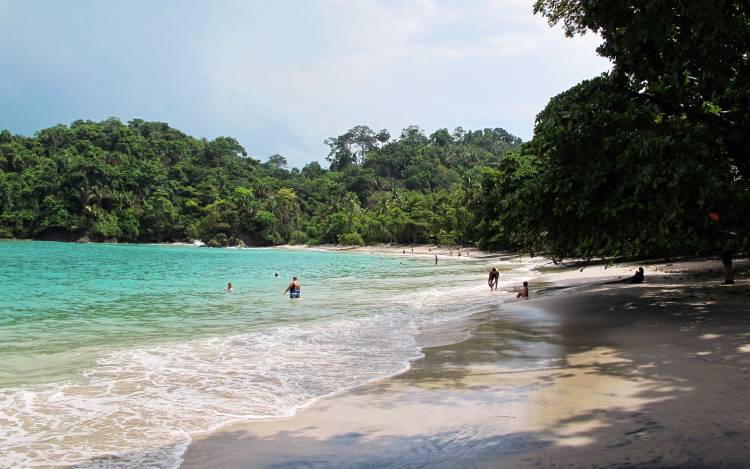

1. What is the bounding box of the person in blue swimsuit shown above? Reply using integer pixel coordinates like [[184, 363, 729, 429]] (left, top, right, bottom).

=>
[[284, 276, 301, 298]]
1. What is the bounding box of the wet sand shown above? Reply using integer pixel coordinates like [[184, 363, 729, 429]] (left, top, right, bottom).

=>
[[182, 260, 750, 468]]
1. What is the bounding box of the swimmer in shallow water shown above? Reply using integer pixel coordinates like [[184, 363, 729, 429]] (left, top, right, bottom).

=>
[[225, 282, 234, 292], [284, 276, 301, 298]]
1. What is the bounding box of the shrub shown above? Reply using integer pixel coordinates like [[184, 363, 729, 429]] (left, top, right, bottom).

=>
[[339, 231, 365, 246]]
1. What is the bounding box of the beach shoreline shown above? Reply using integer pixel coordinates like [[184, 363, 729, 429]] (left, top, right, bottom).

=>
[[180, 255, 749, 468]]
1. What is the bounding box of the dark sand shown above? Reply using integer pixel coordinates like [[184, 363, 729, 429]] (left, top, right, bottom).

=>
[[182, 270, 750, 468]]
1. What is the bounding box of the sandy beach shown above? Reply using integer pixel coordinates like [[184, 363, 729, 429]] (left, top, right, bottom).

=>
[[180, 250, 750, 468], [283, 243, 494, 260]]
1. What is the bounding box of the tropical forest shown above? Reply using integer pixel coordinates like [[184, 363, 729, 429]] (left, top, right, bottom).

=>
[[1, 0, 748, 261]]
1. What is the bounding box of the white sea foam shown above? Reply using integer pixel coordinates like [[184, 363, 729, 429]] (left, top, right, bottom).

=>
[[0, 314, 425, 467], [0, 254, 538, 467]]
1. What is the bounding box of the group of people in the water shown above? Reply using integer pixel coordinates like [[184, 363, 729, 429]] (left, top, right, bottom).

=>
[[225, 273, 302, 299]]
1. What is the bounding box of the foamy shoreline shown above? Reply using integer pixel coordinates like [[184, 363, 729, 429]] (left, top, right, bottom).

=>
[[181, 255, 749, 468]]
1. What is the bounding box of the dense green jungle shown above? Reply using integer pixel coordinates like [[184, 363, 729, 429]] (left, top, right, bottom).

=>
[[1, 0, 748, 260]]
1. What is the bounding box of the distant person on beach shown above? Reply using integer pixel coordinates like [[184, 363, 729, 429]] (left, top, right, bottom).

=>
[[225, 282, 234, 292], [602, 268, 645, 285], [488, 268, 499, 291], [435, 254, 438, 265], [403, 248, 406, 254], [517, 281, 529, 299], [627, 267, 645, 284], [284, 276, 301, 298], [721, 249, 734, 284], [709, 213, 735, 285]]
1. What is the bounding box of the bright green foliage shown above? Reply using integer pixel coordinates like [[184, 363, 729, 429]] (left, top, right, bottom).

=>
[[0, 119, 521, 246], [339, 231, 365, 246]]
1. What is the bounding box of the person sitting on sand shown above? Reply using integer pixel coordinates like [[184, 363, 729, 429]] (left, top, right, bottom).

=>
[[225, 282, 234, 292], [284, 276, 301, 299], [488, 268, 499, 291], [517, 281, 529, 299], [627, 267, 645, 284]]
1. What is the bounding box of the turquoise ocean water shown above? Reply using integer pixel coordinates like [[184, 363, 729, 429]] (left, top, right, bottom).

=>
[[0, 241, 528, 467]]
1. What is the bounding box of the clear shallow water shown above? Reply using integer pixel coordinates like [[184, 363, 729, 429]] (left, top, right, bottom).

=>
[[0, 241, 529, 467]]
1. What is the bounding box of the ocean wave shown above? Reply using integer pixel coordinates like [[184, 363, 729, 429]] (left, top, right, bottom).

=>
[[0, 314, 422, 468], [0, 249, 535, 467]]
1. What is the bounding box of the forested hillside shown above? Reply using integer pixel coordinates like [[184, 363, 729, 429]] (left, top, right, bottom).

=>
[[0, 119, 520, 246], [3, 0, 748, 261]]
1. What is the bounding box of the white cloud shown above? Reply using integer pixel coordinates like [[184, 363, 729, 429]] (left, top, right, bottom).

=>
[[194, 0, 609, 165]]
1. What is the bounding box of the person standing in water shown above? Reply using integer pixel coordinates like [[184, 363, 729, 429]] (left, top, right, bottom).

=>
[[225, 282, 234, 292], [434, 254, 438, 265], [517, 281, 529, 299], [284, 276, 301, 298], [488, 268, 499, 291]]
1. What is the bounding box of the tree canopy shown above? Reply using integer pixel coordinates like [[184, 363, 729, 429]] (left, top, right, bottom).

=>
[[3, 0, 747, 260], [0, 119, 521, 247], [470, 0, 750, 258]]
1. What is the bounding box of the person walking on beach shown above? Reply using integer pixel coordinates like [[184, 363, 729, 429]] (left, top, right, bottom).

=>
[[517, 281, 529, 299], [434, 254, 438, 265], [284, 276, 301, 298], [721, 248, 734, 284], [709, 213, 736, 285], [488, 268, 499, 291]]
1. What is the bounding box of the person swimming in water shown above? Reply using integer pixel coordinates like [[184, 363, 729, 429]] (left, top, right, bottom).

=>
[[284, 276, 301, 298], [225, 282, 234, 292]]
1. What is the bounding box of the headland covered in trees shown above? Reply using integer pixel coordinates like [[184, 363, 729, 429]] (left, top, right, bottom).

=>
[[2, 0, 749, 262], [0, 121, 521, 249]]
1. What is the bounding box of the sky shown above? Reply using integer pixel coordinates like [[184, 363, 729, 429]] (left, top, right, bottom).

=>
[[0, 0, 610, 167]]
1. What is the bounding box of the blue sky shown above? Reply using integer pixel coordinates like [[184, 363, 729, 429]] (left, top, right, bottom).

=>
[[0, 0, 609, 167]]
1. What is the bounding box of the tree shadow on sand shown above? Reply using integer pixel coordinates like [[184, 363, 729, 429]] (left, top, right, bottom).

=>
[[90, 267, 750, 468]]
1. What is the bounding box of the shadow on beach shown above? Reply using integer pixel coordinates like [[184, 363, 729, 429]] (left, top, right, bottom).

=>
[[90, 264, 750, 468]]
